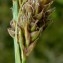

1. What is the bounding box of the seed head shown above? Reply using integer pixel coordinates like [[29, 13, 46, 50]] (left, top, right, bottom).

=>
[[8, 0, 54, 57]]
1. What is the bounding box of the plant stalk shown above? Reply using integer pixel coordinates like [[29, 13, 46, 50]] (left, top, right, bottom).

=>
[[13, 0, 26, 63], [13, 0, 21, 63], [19, 29, 26, 63]]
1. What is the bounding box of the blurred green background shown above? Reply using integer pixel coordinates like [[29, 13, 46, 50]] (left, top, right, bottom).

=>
[[0, 0, 63, 63]]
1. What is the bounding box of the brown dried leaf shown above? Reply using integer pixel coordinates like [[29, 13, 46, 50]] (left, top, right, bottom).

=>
[[8, 28, 15, 38]]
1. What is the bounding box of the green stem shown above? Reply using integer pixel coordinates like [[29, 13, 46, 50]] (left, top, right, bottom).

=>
[[19, 30, 26, 63], [13, 0, 21, 63], [22, 56, 26, 63], [13, 0, 27, 63]]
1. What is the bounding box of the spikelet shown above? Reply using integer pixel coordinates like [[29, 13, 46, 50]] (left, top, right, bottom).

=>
[[8, 0, 54, 57]]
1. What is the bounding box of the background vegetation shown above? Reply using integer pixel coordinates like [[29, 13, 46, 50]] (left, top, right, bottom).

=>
[[0, 0, 63, 63]]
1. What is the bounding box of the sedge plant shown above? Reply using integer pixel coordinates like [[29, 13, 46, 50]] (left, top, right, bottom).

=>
[[8, 0, 54, 63]]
